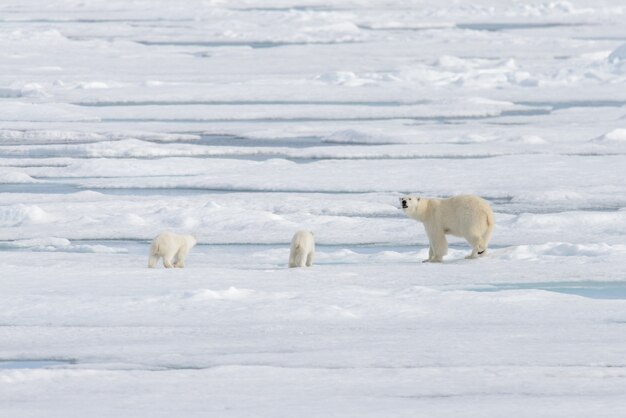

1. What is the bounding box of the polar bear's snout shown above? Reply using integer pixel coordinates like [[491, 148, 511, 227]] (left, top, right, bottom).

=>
[[399, 196, 411, 209]]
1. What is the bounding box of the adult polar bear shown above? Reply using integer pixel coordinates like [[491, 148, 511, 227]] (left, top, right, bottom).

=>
[[148, 232, 197, 268], [400, 194, 494, 263]]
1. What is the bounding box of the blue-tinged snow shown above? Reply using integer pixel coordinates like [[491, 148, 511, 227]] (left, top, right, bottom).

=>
[[1, 1, 626, 417]]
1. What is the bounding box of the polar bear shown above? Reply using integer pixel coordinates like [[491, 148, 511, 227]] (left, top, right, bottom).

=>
[[289, 230, 315, 268], [148, 232, 197, 268], [400, 194, 494, 263]]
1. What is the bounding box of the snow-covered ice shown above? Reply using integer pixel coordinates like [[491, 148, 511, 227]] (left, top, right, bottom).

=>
[[1, 0, 626, 417]]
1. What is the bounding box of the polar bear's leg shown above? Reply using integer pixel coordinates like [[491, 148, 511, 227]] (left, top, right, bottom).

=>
[[422, 246, 434, 263], [173, 246, 189, 268], [465, 245, 479, 259], [466, 212, 494, 259], [288, 248, 299, 268], [477, 219, 493, 257], [293, 250, 307, 268], [148, 254, 160, 268], [426, 228, 447, 262], [289, 244, 308, 268], [465, 235, 487, 259], [431, 243, 446, 262], [305, 250, 314, 267], [148, 241, 161, 268], [162, 250, 176, 268], [288, 253, 296, 268]]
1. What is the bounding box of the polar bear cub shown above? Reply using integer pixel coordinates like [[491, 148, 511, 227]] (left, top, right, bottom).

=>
[[148, 232, 197, 268], [289, 230, 315, 268], [400, 194, 494, 263]]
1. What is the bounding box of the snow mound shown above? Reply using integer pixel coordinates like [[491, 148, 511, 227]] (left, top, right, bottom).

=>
[[503, 242, 626, 260], [82, 139, 169, 158], [8, 29, 69, 43], [0, 171, 38, 183], [513, 211, 625, 230], [608, 43, 626, 62], [74, 82, 110, 90], [504, 135, 548, 145], [0, 237, 126, 253], [184, 287, 256, 301], [513, 190, 584, 204], [450, 134, 495, 144], [314, 72, 376, 86], [593, 129, 626, 143], [20, 83, 49, 98], [540, 242, 626, 257], [0, 129, 106, 144], [323, 129, 399, 144], [0, 205, 53, 227], [118, 132, 202, 143]]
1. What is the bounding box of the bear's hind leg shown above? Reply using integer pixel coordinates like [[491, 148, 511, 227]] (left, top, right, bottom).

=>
[[288, 250, 296, 268], [465, 235, 486, 259], [305, 250, 314, 267], [148, 254, 160, 268], [292, 250, 307, 268]]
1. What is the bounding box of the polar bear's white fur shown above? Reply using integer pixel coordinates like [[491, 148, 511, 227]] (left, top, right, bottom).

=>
[[148, 232, 197, 268], [400, 194, 494, 263], [289, 230, 315, 268]]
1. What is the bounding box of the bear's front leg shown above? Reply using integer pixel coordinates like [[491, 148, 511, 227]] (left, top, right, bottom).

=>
[[173, 248, 189, 268], [422, 246, 434, 263], [425, 228, 447, 263]]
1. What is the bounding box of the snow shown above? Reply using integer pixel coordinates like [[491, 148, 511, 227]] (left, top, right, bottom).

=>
[[1, 0, 626, 416], [609, 42, 626, 62], [596, 128, 626, 142]]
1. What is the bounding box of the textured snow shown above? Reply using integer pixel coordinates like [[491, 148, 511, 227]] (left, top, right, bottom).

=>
[[609, 42, 626, 62], [1, 0, 626, 417]]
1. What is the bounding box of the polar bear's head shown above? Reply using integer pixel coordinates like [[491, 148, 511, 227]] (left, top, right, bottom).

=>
[[399, 195, 427, 220]]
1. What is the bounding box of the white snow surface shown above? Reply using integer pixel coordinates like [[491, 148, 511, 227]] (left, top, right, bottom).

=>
[[1, 1, 626, 417]]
